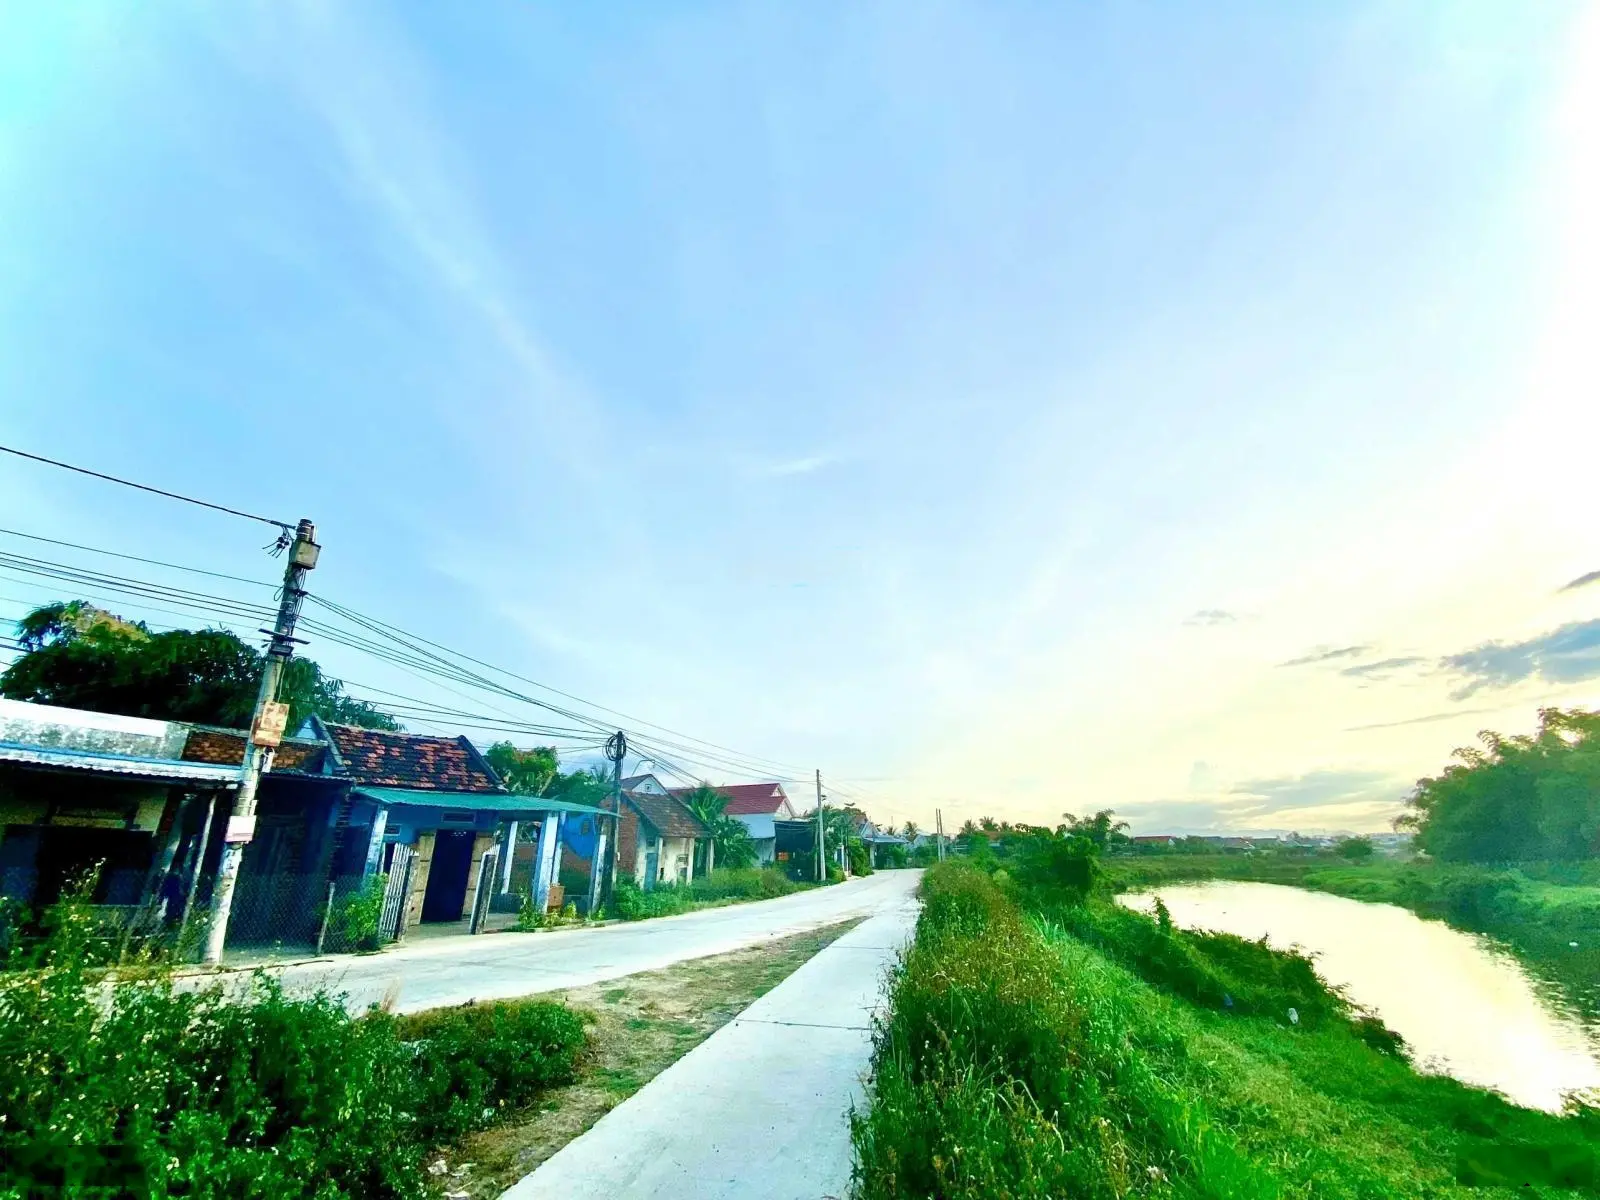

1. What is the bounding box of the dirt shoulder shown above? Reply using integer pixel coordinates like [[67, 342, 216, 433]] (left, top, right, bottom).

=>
[[423, 917, 866, 1199]]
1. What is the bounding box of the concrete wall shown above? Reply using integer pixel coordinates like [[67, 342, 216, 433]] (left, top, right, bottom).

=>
[[0, 697, 187, 758]]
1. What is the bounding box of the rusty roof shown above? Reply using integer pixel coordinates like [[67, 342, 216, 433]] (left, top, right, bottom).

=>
[[322, 723, 504, 793], [627, 789, 709, 840]]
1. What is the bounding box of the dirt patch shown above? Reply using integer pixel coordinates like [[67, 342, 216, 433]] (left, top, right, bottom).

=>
[[424, 918, 865, 1199]]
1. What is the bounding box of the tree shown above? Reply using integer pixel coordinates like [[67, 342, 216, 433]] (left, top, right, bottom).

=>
[[1060, 809, 1130, 852], [677, 783, 758, 870], [485, 743, 560, 795], [1398, 708, 1600, 862], [900, 820, 920, 841], [1336, 836, 1375, 862], [2, 600, 398, 731]]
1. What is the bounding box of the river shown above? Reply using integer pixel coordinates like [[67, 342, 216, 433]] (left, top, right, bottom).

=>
[[1119, 881, 1600, 1111]]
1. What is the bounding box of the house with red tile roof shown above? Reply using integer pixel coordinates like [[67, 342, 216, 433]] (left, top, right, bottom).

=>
[[668, 781, 795, 865]]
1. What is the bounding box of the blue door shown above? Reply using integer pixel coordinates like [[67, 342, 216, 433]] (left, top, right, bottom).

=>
[[644, 840, 660, 890]]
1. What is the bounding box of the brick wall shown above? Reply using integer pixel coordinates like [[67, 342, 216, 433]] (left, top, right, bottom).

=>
[[616, 806, 640, 881]]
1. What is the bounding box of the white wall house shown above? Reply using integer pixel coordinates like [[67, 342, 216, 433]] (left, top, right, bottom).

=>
[[670, 782, 795, 864]]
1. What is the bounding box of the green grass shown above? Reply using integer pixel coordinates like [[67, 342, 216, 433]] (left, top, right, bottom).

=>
[[851, 863, 1599, 1199], [610, 866, 813, 921]]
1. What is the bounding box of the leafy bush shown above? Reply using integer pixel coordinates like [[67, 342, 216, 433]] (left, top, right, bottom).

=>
[[609, 868, 804, 921], [0, 884, 587, 1199], [328, 874, 387, 952], [847, 843, 873, 877], [390, 999, 586, 1144]]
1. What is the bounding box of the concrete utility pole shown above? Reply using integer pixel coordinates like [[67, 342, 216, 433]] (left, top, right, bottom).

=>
[[203, 518, 319, 964], [814, 768, 825, 882], [593, 730, 627, 914], [936, 808, 946, 862]]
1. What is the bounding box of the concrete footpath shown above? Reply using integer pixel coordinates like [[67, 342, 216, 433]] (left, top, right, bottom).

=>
[[502, 889, 920, 1200]]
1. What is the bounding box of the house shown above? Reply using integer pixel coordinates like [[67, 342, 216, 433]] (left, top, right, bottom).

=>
[[0, 697, 240, 916], [670, 781, 795, 864], [304, 717, 603, 935], [619, 774, 709, 889], [0, 696, 609, 951]]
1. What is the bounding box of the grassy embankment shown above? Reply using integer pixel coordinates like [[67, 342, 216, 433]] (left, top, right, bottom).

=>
[[852, 863, 1599, 1199], [1104, 855, 1600, 1008]]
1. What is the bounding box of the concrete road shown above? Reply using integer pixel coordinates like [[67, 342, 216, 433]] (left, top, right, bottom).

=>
[[502, 889, 920, 1200], [259, 870, 920, 1014]]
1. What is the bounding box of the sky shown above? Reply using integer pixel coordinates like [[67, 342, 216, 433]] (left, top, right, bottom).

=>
[[2, 1, 1598, 834]]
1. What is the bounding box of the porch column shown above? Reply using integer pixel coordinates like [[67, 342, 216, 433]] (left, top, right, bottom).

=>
[[706, 836, 714, 876], [532, 812, 561, 914], [685, 838, 695, 884]]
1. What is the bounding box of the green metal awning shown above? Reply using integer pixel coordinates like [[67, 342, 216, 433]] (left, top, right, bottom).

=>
[[352, 786, 608, 817]]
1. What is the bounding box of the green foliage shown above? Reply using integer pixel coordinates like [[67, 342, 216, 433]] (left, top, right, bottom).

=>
[[328, 875, 388, 953], [0, 882, 586, 1199], [1337, 835, 1376, 861], [1400, 708, 1600, 862], [848, 841, 873, 877], [389, 999, 586, 1145], [678, 784, 759, 870], [853, 862, 1600, 1200], [1051, 900, 1350, 1030], [484, 742, 560, 796], [3, 600, 398, 731], [610, 868, 803, 921]]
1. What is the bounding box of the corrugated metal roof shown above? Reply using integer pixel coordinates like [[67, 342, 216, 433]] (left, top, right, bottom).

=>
[[0, 741, 241, 785], [352, 786, 607, 817]]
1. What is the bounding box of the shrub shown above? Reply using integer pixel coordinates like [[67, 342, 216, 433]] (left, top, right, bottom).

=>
[[0, 884, 587, 1199], [328, 874, 387, 952], [391, 999, 586, 1144], [610, 868, 804, 921]]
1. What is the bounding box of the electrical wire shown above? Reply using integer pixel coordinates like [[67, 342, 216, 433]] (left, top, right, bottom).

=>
[[0, 444, 294, 531], [305, 593, 812, 778], [0, 526, 275, 587]]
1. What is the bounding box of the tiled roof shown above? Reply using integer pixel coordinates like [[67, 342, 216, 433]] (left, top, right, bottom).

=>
[[181, 728, 327, 773], [669, 782, 788, 816], [627, 790, 709, 840], [324, 724, 504, 793]]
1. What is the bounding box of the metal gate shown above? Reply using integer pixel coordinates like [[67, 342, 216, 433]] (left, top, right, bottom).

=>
[[377, 843, 415, 942], [470, 847, 499, 934]]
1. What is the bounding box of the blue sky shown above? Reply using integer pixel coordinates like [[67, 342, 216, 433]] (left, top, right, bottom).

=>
[[3, 2, 1598, 832]]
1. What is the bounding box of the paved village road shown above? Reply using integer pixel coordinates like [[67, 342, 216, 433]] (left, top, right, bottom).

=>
[[253, 870, 920, 1014], [501, 887, 920, 1200]]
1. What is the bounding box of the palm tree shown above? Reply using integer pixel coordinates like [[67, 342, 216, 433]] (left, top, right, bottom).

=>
[[901, 820, 920, 841], [679, 783, 757, 871]]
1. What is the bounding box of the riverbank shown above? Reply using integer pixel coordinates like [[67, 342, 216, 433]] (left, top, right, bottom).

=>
[[852, 864, 1599, 1198], [1104, 855, 1600, 1011]]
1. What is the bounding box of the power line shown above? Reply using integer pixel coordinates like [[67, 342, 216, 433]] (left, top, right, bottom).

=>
[[305, 593, 812, 778], [0, 444, 294, 532], [0, 526, 275, 587]]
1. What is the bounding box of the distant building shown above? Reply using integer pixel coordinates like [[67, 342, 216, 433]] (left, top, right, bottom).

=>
[[669, 782, 795, 864]]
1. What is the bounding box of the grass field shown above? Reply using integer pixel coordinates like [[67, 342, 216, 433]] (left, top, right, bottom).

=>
[[851, 863, 1599, 1199]]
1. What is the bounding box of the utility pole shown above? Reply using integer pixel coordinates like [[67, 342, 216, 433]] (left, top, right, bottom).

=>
[[203, 518, 319, 964], [936, 808, 946, 861], [814, 768, 825, 882], [592, 730, 627, 915]]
